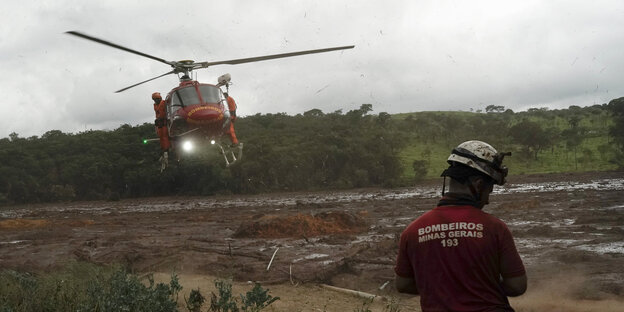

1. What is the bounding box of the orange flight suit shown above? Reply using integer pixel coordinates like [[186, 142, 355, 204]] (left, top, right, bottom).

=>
[[153, 100, 171, 151], [226, 96, 239, 145]]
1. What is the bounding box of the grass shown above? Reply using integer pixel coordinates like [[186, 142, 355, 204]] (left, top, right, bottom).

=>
[[400, 138, 619, 180], [397, 109, 620, 180]]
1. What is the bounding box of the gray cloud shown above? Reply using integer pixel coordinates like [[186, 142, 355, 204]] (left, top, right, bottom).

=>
[[1, 0, 623, 137]]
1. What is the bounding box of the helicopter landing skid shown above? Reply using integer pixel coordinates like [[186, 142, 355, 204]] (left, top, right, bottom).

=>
[[217, 143, 243, 167]]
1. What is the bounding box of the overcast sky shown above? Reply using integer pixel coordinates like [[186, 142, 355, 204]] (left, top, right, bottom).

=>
[[1, 0, 623, 138]]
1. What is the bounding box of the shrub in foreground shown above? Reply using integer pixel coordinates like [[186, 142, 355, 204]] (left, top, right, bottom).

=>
[[0, 263, 180, 312], [0, 263, 280, 312]]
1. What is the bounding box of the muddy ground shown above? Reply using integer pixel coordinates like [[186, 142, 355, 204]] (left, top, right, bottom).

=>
[[1, 171, 623, 311]]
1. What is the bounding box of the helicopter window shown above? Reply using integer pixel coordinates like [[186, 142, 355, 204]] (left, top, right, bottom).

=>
[[171, 87, 200, 108], [198, 85, 221, 104]]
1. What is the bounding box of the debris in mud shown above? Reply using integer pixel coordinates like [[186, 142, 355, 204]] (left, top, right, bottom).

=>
[[0, 218, 94, 229], [234, 211, 367, 238], [526, 225, 555, 236], [0, 219, 50, 229], [496, 198, 540, 210]]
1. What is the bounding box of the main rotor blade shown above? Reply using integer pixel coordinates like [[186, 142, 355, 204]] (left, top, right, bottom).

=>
[[66, 31, 174, 66], [199, 45, 355, 67], [115, 70, 176, 93]]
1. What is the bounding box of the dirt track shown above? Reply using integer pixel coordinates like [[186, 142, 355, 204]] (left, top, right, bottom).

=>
[[1, 171, 623, 311]]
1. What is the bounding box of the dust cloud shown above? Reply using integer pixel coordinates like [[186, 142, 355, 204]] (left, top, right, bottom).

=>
[[511, 271, 623, 312]]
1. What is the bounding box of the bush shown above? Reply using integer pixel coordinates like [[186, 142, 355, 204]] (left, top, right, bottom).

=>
[[412, 160, 428, 182], [0, 264, 281, 312], [0, 262, 181, 312], [240, 283, 280, 312], [185, 289, 206, 312], [209, 279, 279, 312], [81, 270, 181, 312]]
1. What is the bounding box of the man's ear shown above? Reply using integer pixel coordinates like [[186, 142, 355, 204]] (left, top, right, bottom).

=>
[[473, 177, 486, 191]]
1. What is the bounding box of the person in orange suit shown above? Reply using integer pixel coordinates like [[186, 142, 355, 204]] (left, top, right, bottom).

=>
[[152, 92, 171, 155], [224, 92, 239, 146]]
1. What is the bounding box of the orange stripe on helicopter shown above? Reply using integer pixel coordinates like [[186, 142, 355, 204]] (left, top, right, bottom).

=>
[[186, 105, 224, 125], [187, 105, 223, 116]]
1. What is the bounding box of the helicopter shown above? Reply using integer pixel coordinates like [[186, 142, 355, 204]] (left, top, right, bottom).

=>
[[66, 31, 354, 171]]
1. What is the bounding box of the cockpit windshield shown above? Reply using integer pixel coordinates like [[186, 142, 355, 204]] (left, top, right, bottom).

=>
[[169, 84, 223, 116], [198, 85, 221, 103], [171, 87, 200, 108]]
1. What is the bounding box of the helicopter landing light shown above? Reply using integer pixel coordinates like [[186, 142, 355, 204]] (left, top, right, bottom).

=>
[[182, 140, 194, 152]]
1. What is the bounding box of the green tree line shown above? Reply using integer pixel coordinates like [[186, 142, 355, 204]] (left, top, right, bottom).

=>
[[0, 104, 405, 204], [1, 98, 623, 205]]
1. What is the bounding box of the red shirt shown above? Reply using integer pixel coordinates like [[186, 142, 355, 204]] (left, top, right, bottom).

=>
[[395, 204, 525, 312]]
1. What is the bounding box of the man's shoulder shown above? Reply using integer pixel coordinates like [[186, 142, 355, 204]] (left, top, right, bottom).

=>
[[433, 205, 511, 226]]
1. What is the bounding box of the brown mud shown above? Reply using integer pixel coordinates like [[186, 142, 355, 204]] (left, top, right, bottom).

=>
[[1, 171, 623, 311]]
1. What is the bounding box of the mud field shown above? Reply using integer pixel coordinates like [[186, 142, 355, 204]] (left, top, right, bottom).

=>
[[1, 171, 624, 311]]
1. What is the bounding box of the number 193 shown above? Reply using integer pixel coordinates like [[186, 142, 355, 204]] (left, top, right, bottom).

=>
[[441, 238, 458, 247]]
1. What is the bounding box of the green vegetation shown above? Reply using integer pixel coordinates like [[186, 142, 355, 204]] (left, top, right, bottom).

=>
[[209, 279, 279, 312], [0, 262, 181, 312], [1, 98, 623, 205], [0, 104, 405, 204], [0, 263, 278, 312], [397, 99, 622, 177]]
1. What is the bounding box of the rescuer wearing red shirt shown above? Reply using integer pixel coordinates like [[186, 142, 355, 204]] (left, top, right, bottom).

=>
[[152, 92, 171, 167], [395, 140, 527, 312], [224, 92, 239, 146]]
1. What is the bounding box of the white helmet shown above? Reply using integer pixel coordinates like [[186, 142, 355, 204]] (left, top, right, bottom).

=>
[[445, 140, 511, 185]]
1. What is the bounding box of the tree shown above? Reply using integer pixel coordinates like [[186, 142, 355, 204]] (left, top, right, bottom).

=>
[[412, 160, 428, 182], [485, 105, 505, 113], [607, 97, 624, 150], [607, 97, 624, 168], [377, 112, 392, 127], [509, 119, 552, 160], [562, 127, 582, 169], [303, 108, 324, 117]]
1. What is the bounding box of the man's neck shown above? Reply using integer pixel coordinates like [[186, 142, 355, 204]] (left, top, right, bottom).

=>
[[438, 193, 482, 208]]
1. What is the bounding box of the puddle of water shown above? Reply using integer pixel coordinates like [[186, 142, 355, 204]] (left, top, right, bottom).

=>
[[508, 219, 574, 228], [495, 178, 624, 194], [352, 233, 394, 244], [0, 240, 29, 245], [516, 238, 592, 250], [575, 242, 624, 254], [603, 204, 624, 211], [293, 253, 329, 263]]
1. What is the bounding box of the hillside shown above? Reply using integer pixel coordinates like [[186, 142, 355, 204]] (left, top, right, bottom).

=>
[[1, 98, 623, 205], [397, 104, 619, 178]]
